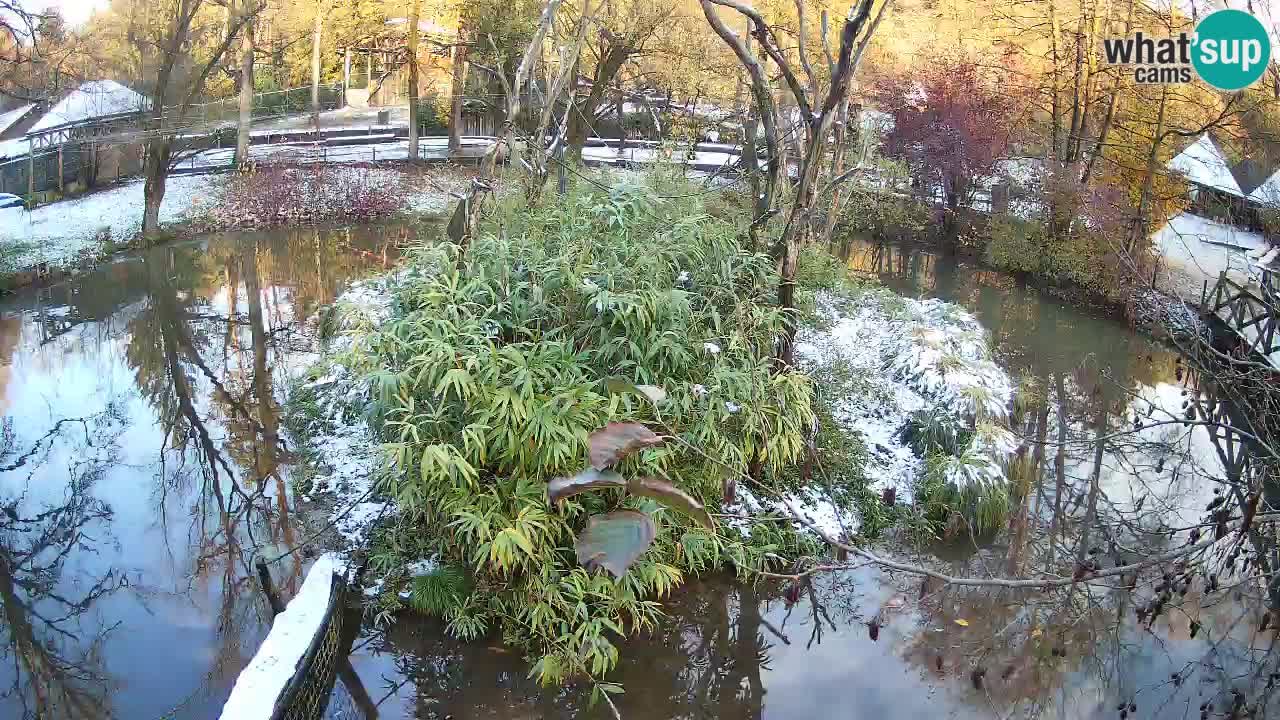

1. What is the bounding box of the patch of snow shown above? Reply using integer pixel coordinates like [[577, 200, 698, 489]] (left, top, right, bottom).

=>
[[218, 553, 345, 720], [0, 137, 28, 161], [1248, 165, 1280, 207], [294, 357, 386, 549], [0, 174, 221, 268], [1151, 212, 1265, 302], [290, 274, 413, 553], [796, 291, 1016, 502], [1129, 289, 1209, 342], [724, 288, 1019, 537], [405, 558, 440, 576]]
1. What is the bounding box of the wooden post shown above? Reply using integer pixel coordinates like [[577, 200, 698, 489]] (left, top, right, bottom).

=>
[[26, 145, 34, 203], [344, 48, 351, 98], [255, 557, 286, 616], [57, 146, 63, 194]]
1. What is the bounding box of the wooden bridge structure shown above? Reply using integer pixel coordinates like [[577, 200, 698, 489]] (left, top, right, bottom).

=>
[[1186, 262, 1280, 609], [1201, 263, 1280, 370], [1189, 262, 1280, 481]]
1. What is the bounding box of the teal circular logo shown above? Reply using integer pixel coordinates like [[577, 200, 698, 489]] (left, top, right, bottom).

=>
[[1192, 9, 1271, 91]]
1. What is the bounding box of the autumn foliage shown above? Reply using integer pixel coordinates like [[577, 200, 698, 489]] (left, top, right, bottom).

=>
[[872, 55, 1024, 228]]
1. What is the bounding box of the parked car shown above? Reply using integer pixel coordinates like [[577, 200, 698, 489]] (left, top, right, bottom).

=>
[[0, 193, 28, 232]]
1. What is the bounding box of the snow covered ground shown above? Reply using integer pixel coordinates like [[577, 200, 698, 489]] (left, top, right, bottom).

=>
[[0, 173, 222, 269], [1152, 212, 1268, 303], [288, 273, 405, 554], [0, 165, 466, 278]]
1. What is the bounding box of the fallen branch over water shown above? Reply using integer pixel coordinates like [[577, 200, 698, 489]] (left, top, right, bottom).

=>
[[783, 497, 1239, 589]]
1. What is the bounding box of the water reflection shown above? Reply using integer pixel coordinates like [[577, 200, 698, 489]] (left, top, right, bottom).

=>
[[0, 410, 126, 719], [0, 224, 420, 719]]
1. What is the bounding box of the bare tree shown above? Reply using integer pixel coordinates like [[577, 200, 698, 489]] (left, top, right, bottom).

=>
[[699, 0, 885, 365], [138, 0, 263, 237], [562, 1, 676, 164], [0, 2, 56, 102]]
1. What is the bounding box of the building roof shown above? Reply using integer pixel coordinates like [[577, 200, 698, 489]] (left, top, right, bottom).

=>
[[28, 80, 149, 134], [1229, 157, 1274, 198], [0, 138, 28, 161], [1166, 134, 1244, 197], [1248, 166, 1280, 207], [0, 104, 35, 137]]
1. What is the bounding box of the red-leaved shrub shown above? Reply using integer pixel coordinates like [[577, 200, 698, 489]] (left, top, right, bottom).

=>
[[215, 164, 408, 227]]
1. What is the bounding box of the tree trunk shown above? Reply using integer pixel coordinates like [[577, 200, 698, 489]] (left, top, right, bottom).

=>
[[819, 96, 852, 246], [407, 0, 421, 160], [310, 0, 325, 136], [1129, 84, 1168, 256], [1073, 404, 1108, 573], [234, 3, 255, 166], [449, 37, 469, 154], [142, 137, 172, 238], [564, 44, 630, 163], [1050, 372, 1068, 566]]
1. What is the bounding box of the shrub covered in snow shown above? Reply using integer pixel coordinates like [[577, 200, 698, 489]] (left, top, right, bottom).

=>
[[797, 288, 1018, 535]]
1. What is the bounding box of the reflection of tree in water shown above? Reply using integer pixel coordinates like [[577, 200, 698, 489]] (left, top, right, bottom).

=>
[[0, 225, 416, 718], [0, 412, 129, 720], [811, 237, 1280, 716], [367, 578, 774, 719], [119, 238, 303, 697], [891, 363, 1279, 717], [113, 228, 405, 708]]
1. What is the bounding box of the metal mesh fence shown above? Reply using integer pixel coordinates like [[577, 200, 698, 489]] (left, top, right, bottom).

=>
[[272, 575, 347, 720], [158, 84, 345, 131], [0, 143, 104, 197]]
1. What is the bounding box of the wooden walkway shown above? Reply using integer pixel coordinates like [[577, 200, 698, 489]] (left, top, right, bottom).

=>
[[1203, 263, 1280, 370]]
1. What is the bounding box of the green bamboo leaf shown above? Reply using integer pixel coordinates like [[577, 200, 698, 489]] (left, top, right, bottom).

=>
[[574, 510, 657, 578], [548, 468, 627, 504], [627, 477, 714, 529], [588, 422, 662, 469], [497, 527, 536, 560]]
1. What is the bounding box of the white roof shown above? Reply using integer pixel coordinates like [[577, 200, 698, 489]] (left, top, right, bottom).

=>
[[28, 80, 149, 134], [1249, 166, 1280, 207], [1167, 134, 1243, 197], [0, 137, 29, 161], [0, 104, 34, 135]]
